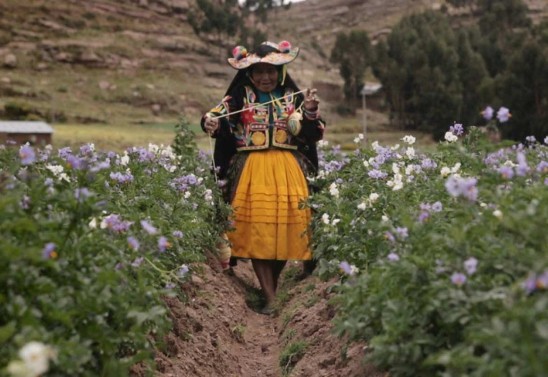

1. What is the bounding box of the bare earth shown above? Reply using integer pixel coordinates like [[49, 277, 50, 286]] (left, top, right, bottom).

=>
[[138, 254, 385, 377]]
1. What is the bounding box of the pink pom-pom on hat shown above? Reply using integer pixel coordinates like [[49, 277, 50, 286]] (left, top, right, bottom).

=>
[[278, 40, 292, 53], [232, 45, 248, 60]]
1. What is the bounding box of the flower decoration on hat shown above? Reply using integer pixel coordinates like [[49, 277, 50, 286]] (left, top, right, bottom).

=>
[[278, 40, 292, 53], [232, 45, 248, 61]]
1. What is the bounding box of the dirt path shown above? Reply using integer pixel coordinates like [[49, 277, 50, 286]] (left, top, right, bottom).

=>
[[146, 255, 382, 377]]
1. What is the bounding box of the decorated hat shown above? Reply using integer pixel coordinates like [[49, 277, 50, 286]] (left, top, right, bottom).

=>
[[228, 41, 299, 70]]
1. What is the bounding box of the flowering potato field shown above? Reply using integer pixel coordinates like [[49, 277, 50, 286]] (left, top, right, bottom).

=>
[[309, 127, 548, 376], [1, 115, 546, 376], [0, 119, 228, 376]]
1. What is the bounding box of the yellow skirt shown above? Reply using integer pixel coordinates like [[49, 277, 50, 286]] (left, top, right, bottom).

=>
[[228, 149, 312, 260]]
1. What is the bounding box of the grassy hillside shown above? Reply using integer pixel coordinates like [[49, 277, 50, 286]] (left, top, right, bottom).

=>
[[0, 0, 545, 150]]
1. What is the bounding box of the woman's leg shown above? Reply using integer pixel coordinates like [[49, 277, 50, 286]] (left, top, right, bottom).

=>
[[272, 260, 287, 291], [251, 259, 276, 305]]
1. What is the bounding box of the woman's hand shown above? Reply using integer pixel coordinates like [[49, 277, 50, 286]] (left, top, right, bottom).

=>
[[204, 113, 219, 134], [304, 88, 319, 111]]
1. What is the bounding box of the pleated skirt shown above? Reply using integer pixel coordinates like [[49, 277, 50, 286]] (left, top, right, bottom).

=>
[[228, 149, 312, 260]]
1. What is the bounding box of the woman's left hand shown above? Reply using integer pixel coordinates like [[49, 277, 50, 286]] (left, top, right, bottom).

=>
[[304, 88, 319, 111]]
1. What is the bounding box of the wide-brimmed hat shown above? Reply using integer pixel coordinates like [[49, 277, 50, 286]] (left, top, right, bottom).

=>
[[228, 41, 299, 70]]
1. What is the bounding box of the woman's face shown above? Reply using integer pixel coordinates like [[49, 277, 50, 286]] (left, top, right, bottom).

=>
[[249, 63, 279, 93]]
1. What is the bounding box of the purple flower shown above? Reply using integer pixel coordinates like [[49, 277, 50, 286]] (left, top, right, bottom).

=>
[[20, 195, 31, 209], [522, 275, 537, 294], [19, 145, 36, 165], [464, 257, 478, 275], [131, 257, 144, 267], [384, 231, 396, 243], [127, 236, 140, 251], [387, 252, 400, 261], [450, 123, 464, 136], [395, 227, 408, 239], [74, 188, 91, 202], [515, 152, 530, 176], [496, 107, 511, 123], [158, 236, 170, 252], [90, 160, 111, 172], [42, 242, 57, 259], [141, 220, 158, 235], [110, 171, 134, 184], [481, 106, 494, 121], [67, 155, 84, 170], [418, 211, 430, 223], [339, 261, 354, 275], [368, 169, 387, 179], [497, 165, 514, 179], [58, 147, 72, 159], [536, 161, 548, 174], [104, 214, 133, 233], [79, 143, 95, 155], [451, 272, 467, 286], [431, 201, 443, 212], [445, 176, 478, 202], [421, 158, 438, 170], [178, 264, 190, 277], [172, 230, 184, 238]]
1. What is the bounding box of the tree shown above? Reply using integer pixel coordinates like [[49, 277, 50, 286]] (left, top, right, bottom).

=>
[[497, 34, 548, 141], [330, 30, 372, 102], [455, 28, 490, 125], [371, 11, 463, 138], [188, 0, 242, 50]]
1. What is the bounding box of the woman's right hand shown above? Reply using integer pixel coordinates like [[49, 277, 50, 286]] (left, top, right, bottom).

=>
[[204, 113, 219, 134]]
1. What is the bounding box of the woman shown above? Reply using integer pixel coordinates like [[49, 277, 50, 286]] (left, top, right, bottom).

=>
[[202, 41, 325, 314]]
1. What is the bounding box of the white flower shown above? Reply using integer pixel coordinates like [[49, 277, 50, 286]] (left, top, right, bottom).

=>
[[493, 209, 503, 218], [405, 165, 415, 175], [369, 192, 379, 202], [329, 182, 339, 198], [393, 181, 403, 191], [503, 160, 517, 167], [391, 144, 400, 150], [363, 160, 370, 168], [357, 202, 367, 210], [353, 137, 361, 144], [440, 167, 451, 177], [184, 191, 191, 199], [59, 173, 70, 182], [321, 213, 330, 225], [444, 131, 458, 142], [17, 341, 56, 377], [405, 147, 415, 159], [401, 135, 416, 145], [371, 141, 380, 150], [381, 215, 389, 222], [318, 140, 329, 148], [451, 163, 461, 173], [148, 143, 160, 153], [204, 189, 213, 203], [89, 217, 97, 229], [332, 218, 341, 225], [358, 133, 364, 140], [120, 153, 130, 166], [45, 164, 64, 176]]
